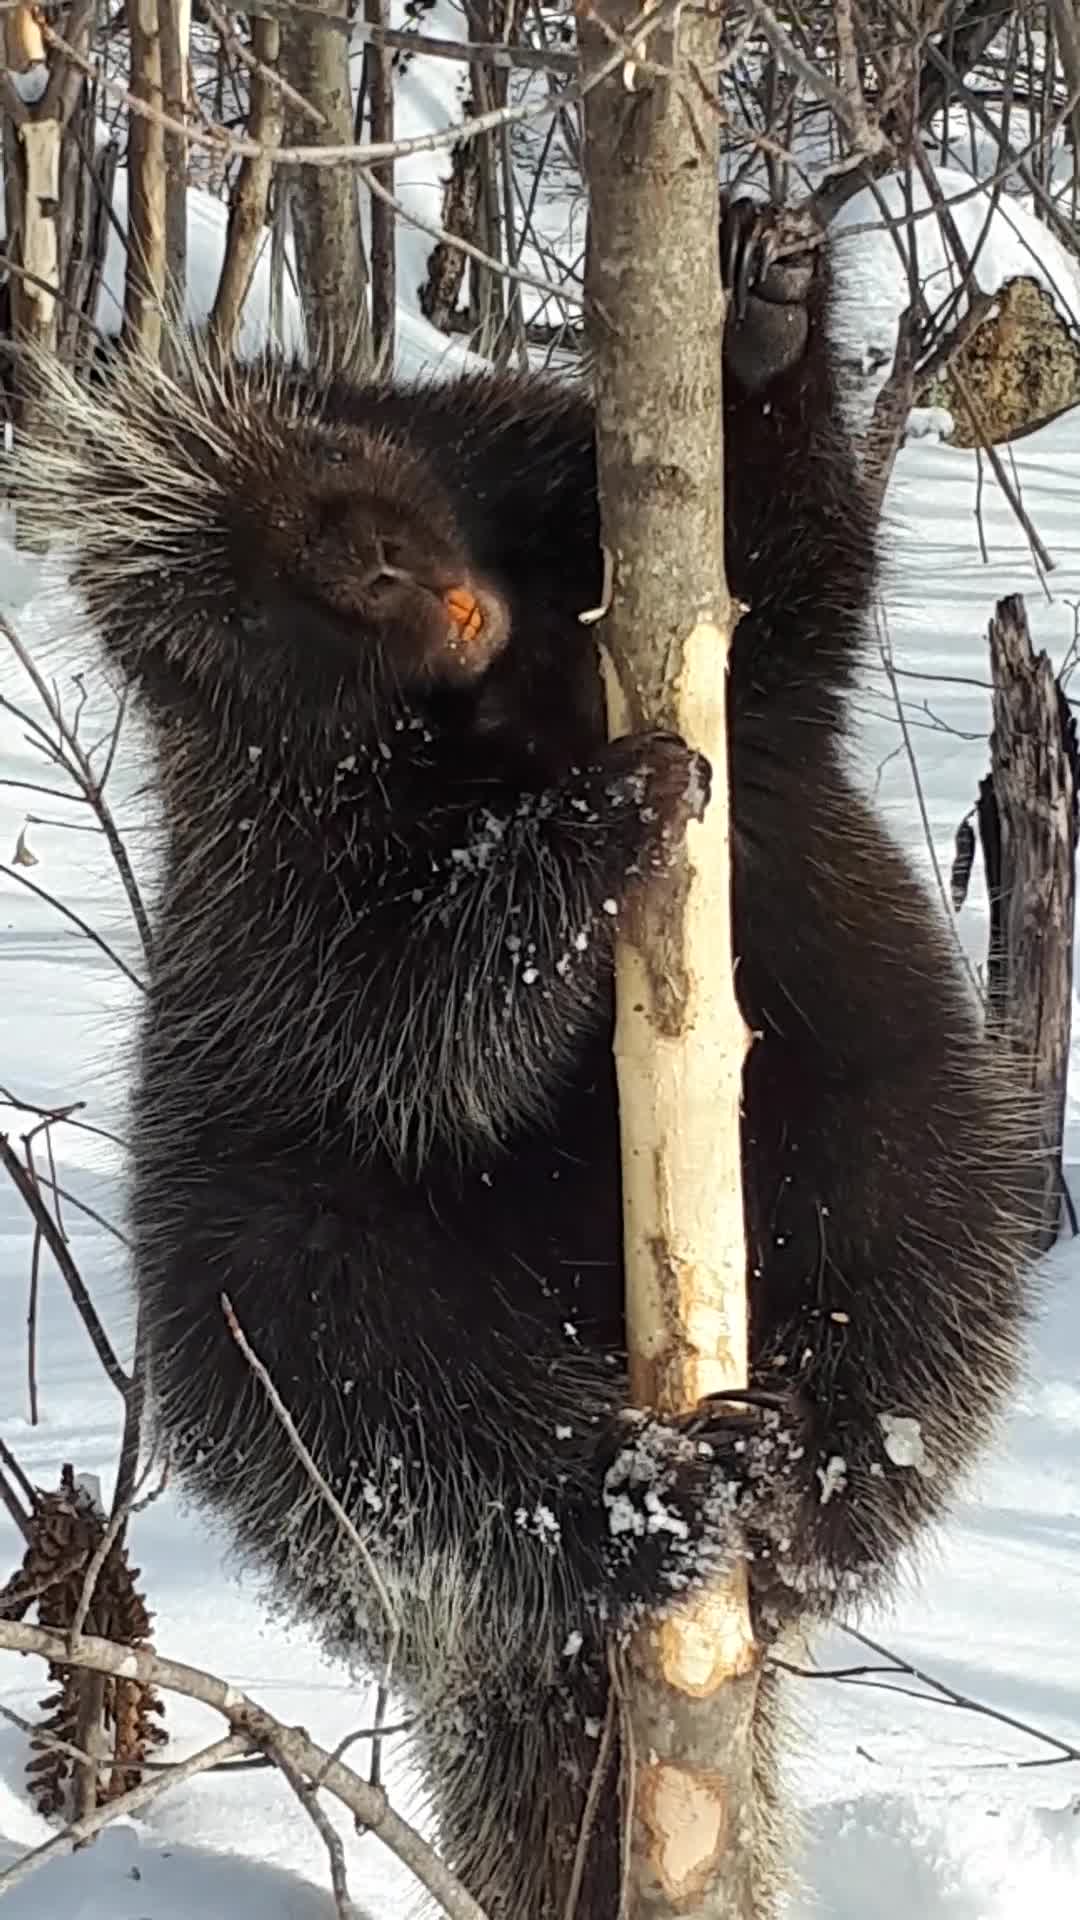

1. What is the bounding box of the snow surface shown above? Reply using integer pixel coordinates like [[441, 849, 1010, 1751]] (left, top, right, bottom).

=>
[[2, 45, 1080, 1914]]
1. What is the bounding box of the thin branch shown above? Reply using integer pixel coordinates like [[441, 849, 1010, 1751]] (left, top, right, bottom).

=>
[[845, 1624, 1080, 1765], [0, 1135, 130, 1398], [70, 1447, 167, 1652], [361, 161, 582, 312], [273, 1744, 360, 1920], [875, 615, 986, 1005], [0, 615, 154, 960], [41, 1, 681, 174], [0, 861, 146, 990], [0, 1733, 249, 1898], [0, 1439, 35, 1544], [0, 1620, 488, 1920], [222, 1295, 401, 1788]]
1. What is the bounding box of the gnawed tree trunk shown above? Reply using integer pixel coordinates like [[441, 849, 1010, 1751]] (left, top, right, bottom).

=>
[[977, 594, 1079, 1251], [280, 0, 370, 375], [580, 5, 759, 1917]]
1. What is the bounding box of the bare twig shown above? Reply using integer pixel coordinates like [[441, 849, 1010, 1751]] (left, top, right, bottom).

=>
[[0, 1732, 249, 1897], [221, 1295, 401, 1786], [41, 1, 681, 174], [0, 614, 153, 960], [876, 616, 986, 1004], [0, 861, 146, 990], [776, 1623, 1080, 1771], [274, 1742, 360, 1919], [0, 1135, 129, 1398], [0, 1620, 488, 1920], [0, 1436, 35, 1543], [361, 161, 582, 312], [70, 1444, 167, 1652]]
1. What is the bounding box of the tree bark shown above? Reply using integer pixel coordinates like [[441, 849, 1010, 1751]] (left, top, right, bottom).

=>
[[364, 0, 396, 368], [123, 0, 168, 360], [159, 0, 190, 319], [210, 14, 284, 352], [3, 0, 94, 542], [580, 5, 759, 1916], [279, 0, 370, 375]]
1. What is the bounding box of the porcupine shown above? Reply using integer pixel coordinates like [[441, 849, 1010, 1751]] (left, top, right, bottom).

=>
[[15, 199, 1036, 1915]]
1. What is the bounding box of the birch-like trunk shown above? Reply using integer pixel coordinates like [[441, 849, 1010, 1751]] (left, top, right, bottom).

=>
[[579, 4, 760, 1915]]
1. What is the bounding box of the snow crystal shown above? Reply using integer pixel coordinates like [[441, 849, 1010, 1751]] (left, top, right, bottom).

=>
[[642, 1489, 689, 1539], [513, 1502, 562, 1549], [878, 1413, 934, 1477], [604, 1491, 644, 1538], [817, 1455, 848, 1506]]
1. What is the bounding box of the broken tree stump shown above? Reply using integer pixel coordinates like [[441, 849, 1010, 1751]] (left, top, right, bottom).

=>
[[976, 594, 1079, 1251]]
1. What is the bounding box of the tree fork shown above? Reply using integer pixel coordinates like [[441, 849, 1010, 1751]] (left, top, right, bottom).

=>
[[579, 5, 759, 1917]]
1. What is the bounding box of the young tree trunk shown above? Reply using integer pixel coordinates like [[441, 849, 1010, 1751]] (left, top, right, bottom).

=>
[[279, 0, 370, 374], [124, 0, 168, 360], [579, 6, 759, 1916], [159, 0, 190, 318], [363, 0, 395, 368], [210, 15, 284, 352], [3, 0, 94, 542]]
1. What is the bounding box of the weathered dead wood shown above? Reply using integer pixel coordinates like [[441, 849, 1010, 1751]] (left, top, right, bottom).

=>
[[977, 594, 1079, 1250]]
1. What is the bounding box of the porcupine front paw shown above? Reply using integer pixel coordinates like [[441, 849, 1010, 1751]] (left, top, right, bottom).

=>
[[564, 729, 712, 887], [720, 194, 825, 394]]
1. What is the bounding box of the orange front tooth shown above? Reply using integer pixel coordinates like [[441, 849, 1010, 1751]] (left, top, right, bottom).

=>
[[444, 585, 484, 643]]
